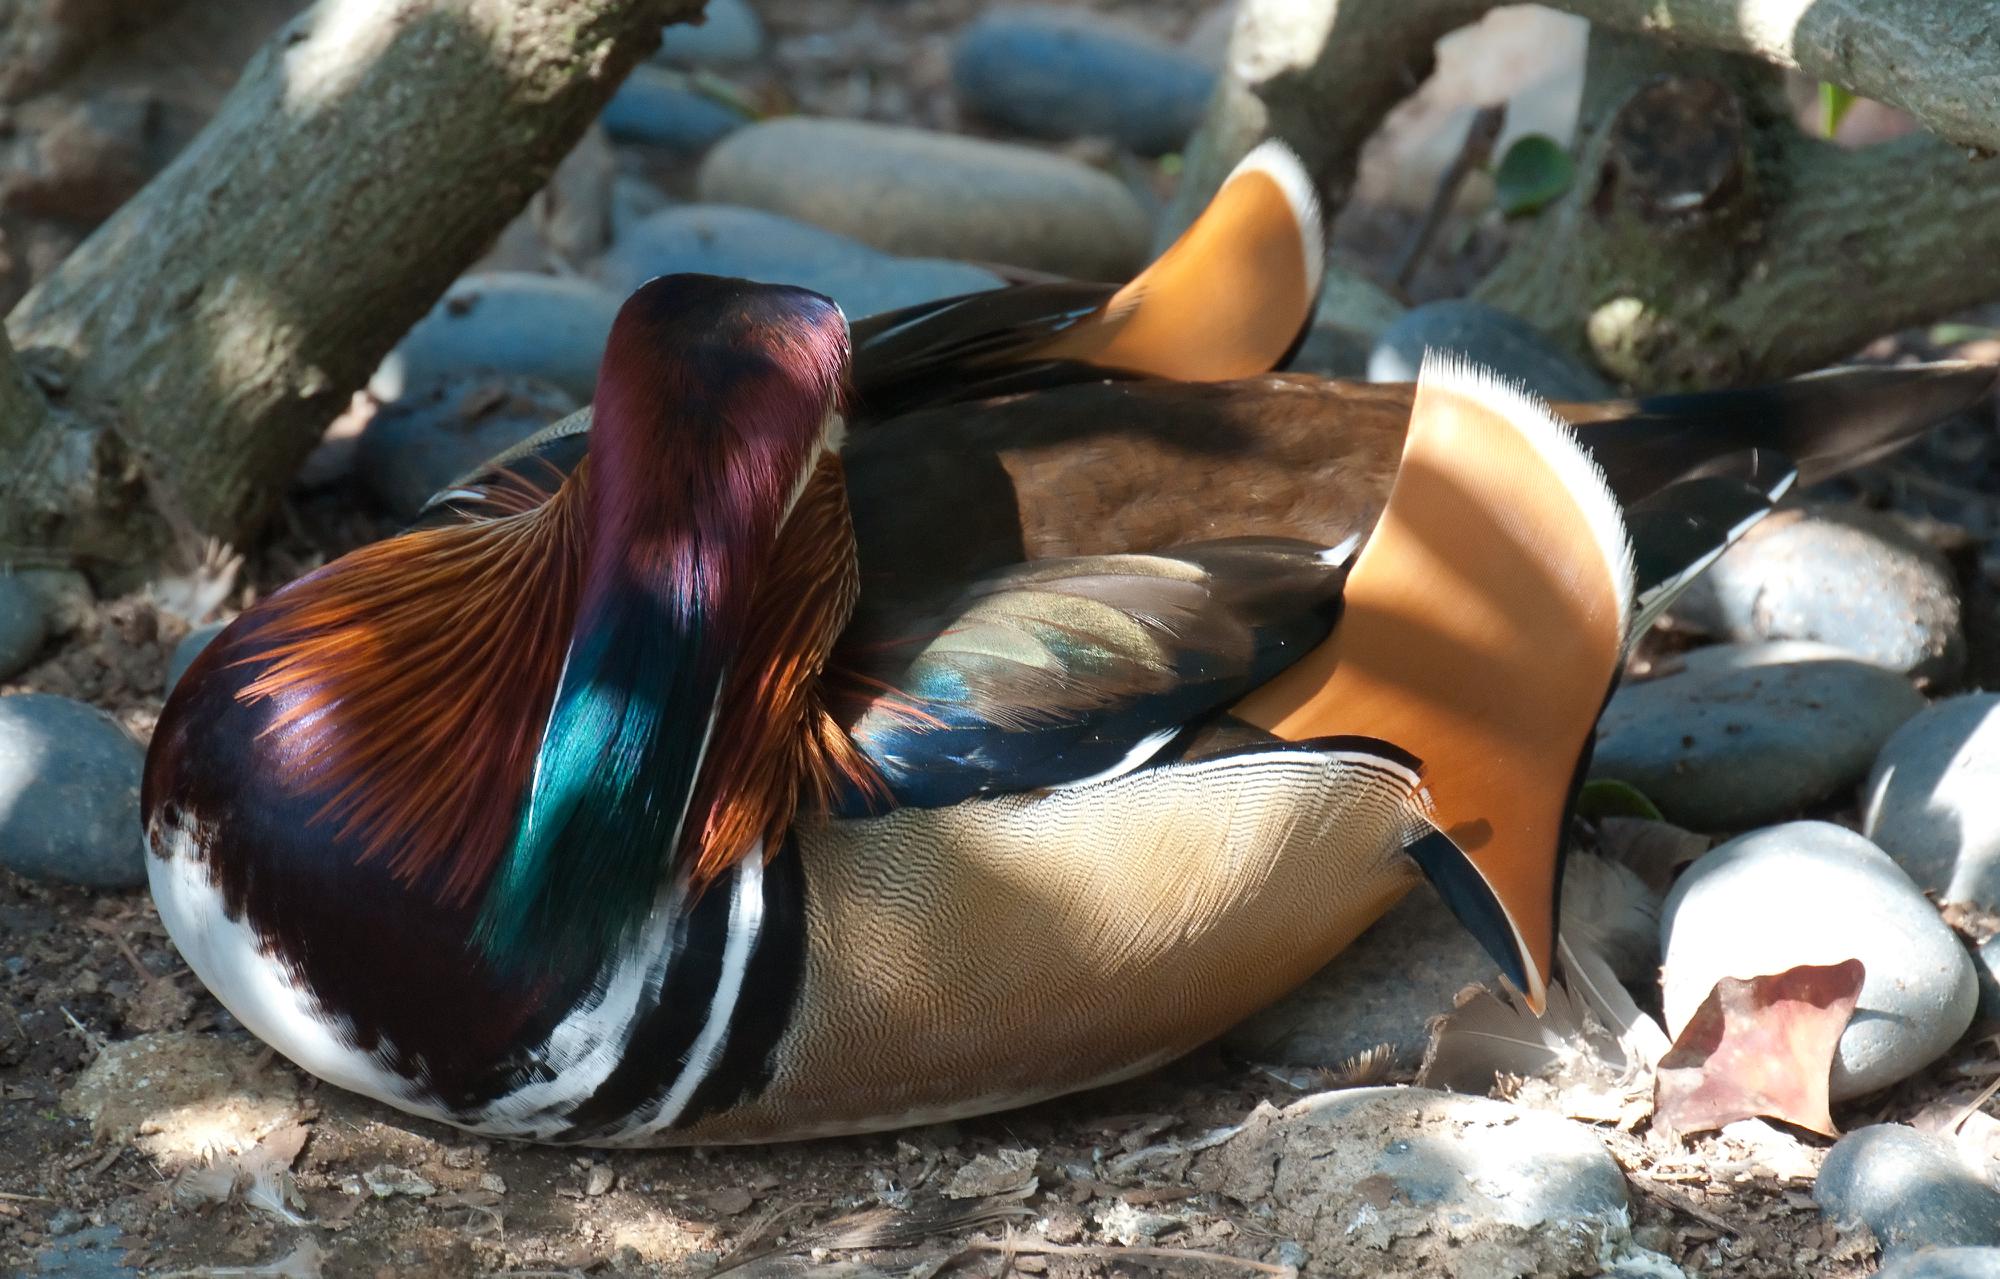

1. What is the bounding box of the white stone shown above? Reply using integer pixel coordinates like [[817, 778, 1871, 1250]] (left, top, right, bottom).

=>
[[1864, 693, 2000, 911], [1660, 822, 1977, 1100]]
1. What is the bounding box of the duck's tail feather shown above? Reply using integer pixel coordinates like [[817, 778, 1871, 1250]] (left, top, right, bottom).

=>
[[1623, 447, 1796, 638], [1231, 352, 1637, 1013], [1569, 361, 1997, 503], [851, 140, 1323, 415]]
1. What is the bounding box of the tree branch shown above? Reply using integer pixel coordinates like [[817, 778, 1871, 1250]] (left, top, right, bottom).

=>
[[1476, 28, 2000, 389], [1551, 0, 2000, 158], [1165, 0, 2000, 239], [3, 0, 700, 575]]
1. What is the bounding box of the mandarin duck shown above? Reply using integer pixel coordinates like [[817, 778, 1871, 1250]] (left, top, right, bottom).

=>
[[145, 144, 1993, 1145]]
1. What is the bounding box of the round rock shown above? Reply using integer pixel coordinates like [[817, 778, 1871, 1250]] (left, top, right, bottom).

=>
[[1660, 822, 1978, 1100], [1816, 1125, 2000, 1256], [0, 574, 48, 680], [952, 7, 1215, 156], [357, 374, 578, 521], [1591, 641, 1926, 830], [371, 272, 621, 404], [654, 0, 764, 68], [1671, 506, 1964, 684], [696, 119, 1152, 279], [1875, 1248, 2000, 1279], [1368, 300, 1613, 400], [1979, 933, 2000, 1023], [1193, 1087, 1629, 1277], [599, 204, 1003, 320], [0, 693, 147, 888], [10, 567, 93, 638], [1863, 693, 2000, 912], [164, 620, 227, 695], [602, 65, 749, 153]]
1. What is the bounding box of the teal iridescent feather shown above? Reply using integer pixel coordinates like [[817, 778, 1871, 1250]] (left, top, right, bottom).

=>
[[473, 588, 720, 973]]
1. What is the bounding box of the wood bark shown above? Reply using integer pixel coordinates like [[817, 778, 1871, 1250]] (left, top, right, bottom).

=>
[[1160, 0, 1488, 247], [1476, 29, 2000, 389], [1169, 0, 2000, 235], [2, 0, 700, 577]]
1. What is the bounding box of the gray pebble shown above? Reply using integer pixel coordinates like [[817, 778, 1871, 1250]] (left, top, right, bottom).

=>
[[611, 175, 670, 240], [372, 272, 621, 404], [1194, 1087, 1629, 1276], [1661, 822, 1978, 1100], [1863, 693, 2000, 912], [1286, 269, 1407, 379], [10, 568, 93, 638], [1223, 884, 1497, 1071], [1978, 933, 2000, 1023], [0, 694, 146, 888], [1875, 1248, 2000, 1279], [598, 205, 1003, 320], [654, 0, 764, 68], [952, 7, 1215, 156], [357, 374, 578, 521], [1816, 1125, 2000, 1256], [163, 621, 227, 695], [31, 1224, 133, 1278], [0, 574, 48, 679], [1368, 300, 1614, 400], [602, 65, 748, 153], [697, 119, 1152, 279], [1592, 641, 1925, 830], [1672, 506, 1965, 684]]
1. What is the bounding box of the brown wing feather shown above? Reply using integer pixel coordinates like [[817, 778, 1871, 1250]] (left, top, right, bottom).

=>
[[231, 465, 588, 905], [685, 454, 881, 885]]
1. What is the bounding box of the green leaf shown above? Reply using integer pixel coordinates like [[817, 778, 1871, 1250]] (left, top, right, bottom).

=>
[[1492, 134, 1574, 218], [1575, 778, 1665, 822], [1819, 82, 1856, 138]]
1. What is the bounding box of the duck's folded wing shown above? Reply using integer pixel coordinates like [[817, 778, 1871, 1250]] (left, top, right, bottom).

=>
[[832, 537, 1349, 809]]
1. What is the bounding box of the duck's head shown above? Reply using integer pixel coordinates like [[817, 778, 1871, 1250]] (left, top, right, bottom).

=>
[[588, 274, 850, 585]]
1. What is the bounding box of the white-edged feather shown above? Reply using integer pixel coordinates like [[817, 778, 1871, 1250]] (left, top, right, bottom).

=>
[[1415, 349, 1638, 633], [1228, 139, 1325, 305]]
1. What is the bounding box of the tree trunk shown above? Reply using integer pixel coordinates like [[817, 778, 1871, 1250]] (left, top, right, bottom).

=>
[[3, 0, 700, 578]]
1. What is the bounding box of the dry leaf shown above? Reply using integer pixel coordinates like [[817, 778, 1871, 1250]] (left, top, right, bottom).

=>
[[1653, 959, 1865, 1140]]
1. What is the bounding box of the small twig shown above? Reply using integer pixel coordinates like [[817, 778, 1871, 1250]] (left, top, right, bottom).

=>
[[1391, 102, 1507, 293], [0, 1190, 56, 1203], [961, 1237, 1297, 1276], [1637, 1180, 1739, 1235], [81, 917, 170, 992]]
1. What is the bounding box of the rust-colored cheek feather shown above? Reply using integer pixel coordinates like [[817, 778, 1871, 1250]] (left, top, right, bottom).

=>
[[684, 453, 880, 886], [232, 465, 588, 905]]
